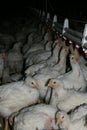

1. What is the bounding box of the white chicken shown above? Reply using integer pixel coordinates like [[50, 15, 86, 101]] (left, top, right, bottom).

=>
[[33, 73, 55, 100], [46, 78, 87, 112], [45, 52, 87, 107], [0, 76, 40, 130], [69, 42, 87, 82], [47, 51, 87, 90], [45, 38, 63, 67], [38, 44, 69, 75], [25, 40, 53, 67], [23, 33, 34, 55], [13, 103, 59, 130], [24, 28, 53, 60], [60, 53, 87, 91], [31, 45, 69, 101], [2, 52, 23, 84], [25, 37, 63, 75], [44, 28, 54, 45], [70, 104, 87, 121], [78, 55, 87, 82], [24, 39, 45, 58], [56, 110, 87, 130], [25, 61, 47, 76]]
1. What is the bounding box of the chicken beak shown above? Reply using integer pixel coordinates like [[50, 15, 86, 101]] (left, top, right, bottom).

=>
[[45, 79, 52, 88], [47, 83, 53, 88], [56, 115, 63, 125], [47, 81, 55, 88], [35, 81, 39, 89]]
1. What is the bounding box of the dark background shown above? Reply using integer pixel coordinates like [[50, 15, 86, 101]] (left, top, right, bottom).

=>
[[0, 0, 87, 20]]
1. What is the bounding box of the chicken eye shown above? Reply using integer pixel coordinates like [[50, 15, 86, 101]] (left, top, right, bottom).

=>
[[31, 82, 34, 85], [53, 81, 56, 84], [62, 116, 64, 119]]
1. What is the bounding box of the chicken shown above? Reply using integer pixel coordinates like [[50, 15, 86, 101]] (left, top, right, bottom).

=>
[[44, 28, 54, 45], [25, 40, 53, 67], [60, 53, 87, 91], [69, 41, 87, 81], [24, 39, 45, 58], [78, 56, 87, 81], [46, 78, 87, 112], [25, 38, 61, 74], [45, 52, 87, 107], [25, 61, 47, 76], [2, 52, 23, 84], [56, 110, 87, 130], [57, 90, 87, 112], [24, 28, 54, 60], [10, 73, 23, 82], [70, 104, 87, 121], [52, 45, 69, 74], [7, 41, 24, 74], [30, 44, 69, 101], [22, 33, 34, 54], [0, 76, 39, 130], [33, 73, 55, 100], [38, 44, 69, 75], [45, 38, 63, 67], [13, 103, 59, 130], [48, 52, 87, 91], [25, 37, 64, 75]]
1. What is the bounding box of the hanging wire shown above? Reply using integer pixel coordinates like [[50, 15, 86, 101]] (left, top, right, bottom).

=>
[[46, 0, 47, 14], [47, 0, 54, 15]]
